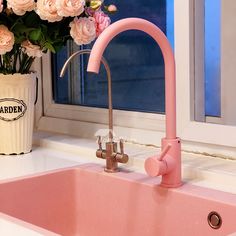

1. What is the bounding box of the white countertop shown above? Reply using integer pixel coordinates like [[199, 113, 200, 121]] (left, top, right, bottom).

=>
[[0, 217, 44, 236], [1, 131, 236, 235]]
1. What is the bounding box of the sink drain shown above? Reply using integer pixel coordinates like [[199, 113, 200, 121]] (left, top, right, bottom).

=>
[[207, 211, 222, 229]]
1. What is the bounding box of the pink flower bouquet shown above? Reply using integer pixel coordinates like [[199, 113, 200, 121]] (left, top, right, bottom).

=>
[[0, 0, 115, 74]]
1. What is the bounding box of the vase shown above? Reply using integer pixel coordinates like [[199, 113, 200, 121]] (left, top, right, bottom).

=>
[[0, 73, 37, 155]]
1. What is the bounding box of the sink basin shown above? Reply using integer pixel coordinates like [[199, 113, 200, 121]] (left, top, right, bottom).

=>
[[0, 163, 236, 236]]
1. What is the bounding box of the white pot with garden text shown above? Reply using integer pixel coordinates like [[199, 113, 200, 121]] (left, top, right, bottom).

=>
[[0, 73, 37, 155]]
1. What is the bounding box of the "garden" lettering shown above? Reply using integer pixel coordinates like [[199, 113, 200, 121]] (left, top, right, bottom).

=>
[[0, 106, 23, 114]]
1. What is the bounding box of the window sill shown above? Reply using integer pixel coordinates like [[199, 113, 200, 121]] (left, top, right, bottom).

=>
[[1, 130, 235, 194], [32, 131, 236, 195]]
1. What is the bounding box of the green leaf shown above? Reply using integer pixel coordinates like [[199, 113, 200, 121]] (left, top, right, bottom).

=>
[[40, 25, 48, 34], [12, 23, 35, 35], [43, 42, 56, 53], [14, 36, 26, 44], [29, 28, 42, 41]]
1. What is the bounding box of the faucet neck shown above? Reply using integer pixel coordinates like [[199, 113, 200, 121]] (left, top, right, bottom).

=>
[[87, 18, 176, 139]]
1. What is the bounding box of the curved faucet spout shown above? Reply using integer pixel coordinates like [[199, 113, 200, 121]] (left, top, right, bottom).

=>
[[87, 17, 176, 140], [87, 18, 182, 187], [60, 49, 129, 173], [60, 49, 113, 141]]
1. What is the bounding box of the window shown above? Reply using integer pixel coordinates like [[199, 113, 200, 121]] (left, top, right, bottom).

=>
[[194, 0, 236, 125], [176, 0, 236, 153], [38, 0, 236, 157], [52, 0, 174, 114]]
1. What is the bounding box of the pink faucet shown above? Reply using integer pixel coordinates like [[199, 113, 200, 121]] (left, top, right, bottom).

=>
[[87, 18, 182, 188]]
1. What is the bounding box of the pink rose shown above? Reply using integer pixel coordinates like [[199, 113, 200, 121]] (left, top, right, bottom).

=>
[[36, 0, 62, 22], [0, 0, 3, 13], [7, 0, 35, 16], [0, 25, 14, 55], [107, 4, 117, 13], [56, 0, 85, 17], [93, 11, 111, 36], [70, 17, 96, 45], [21, 40, 43, 58]]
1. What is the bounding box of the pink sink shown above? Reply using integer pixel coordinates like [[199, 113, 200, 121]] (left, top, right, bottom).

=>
[[0, 163, 236, 236]]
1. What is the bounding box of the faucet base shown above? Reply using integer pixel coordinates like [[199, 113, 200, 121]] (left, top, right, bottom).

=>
[[104, 142, 119, 173], [161, 137, 182, 187], [160, 181, 183, 188], [104, 167, 119, 173], [145, 137, 182, 188], [97, 141, 129, 173]]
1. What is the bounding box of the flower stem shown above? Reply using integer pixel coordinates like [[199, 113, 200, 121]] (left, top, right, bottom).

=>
[[0, 55, 3, 69], [19, 53, 28, 73], [13, 51, 18, 73]]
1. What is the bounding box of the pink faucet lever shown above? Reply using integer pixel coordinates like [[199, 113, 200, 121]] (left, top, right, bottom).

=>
[[159, 144, 171, 161], [144, 138, 181, 185], [87, 18, 182, 188]]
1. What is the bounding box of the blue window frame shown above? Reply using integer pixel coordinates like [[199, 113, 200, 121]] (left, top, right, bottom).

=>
[[52, 0, 174, 113]]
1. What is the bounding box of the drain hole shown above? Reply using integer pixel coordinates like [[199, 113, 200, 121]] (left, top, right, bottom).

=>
[[207, 211, 222, 229]]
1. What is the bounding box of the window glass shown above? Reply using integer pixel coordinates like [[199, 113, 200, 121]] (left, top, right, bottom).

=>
[[52, 0, 174, 113], [204, 0, 221, 117]]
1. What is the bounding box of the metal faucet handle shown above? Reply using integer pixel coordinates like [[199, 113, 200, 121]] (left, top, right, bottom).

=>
[[97, 136, 103, 150], [114, 139, 128, 164], [119, 139, 124, 154], [96, 136, 106, 160]]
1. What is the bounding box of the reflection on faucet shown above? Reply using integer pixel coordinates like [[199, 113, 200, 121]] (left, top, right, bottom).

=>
[[87, 18, 182, 187], [60, 49, 129, 173]]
